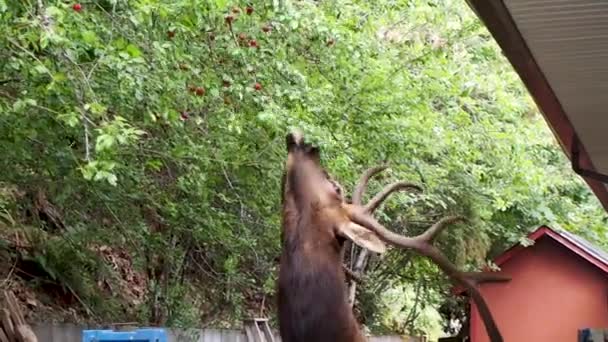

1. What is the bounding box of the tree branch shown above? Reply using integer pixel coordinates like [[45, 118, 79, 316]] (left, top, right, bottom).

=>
[[342, 265, 363, 283], [462, 272, 511, 284], [0, 79, 20, 85], [348, 246, 371, 307]]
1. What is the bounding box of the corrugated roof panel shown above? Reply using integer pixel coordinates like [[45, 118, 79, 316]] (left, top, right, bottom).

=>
[[556, 229, 608, 266], [504, 0, 608, 172]]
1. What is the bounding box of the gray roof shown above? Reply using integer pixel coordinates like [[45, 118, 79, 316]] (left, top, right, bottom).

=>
[[554, 228, 608, 267]]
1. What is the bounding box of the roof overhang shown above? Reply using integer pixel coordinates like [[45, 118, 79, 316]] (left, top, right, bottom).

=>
[[466, 0, 608, 211]]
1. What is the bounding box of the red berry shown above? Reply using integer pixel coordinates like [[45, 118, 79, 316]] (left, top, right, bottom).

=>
[[180, 112, 189, 120], [167, 30, 176, 39], [246, 6, 254, 15], [232, 6, 240, 14], [222, 80, 231, 87], [249, 39, 258, 48], [72, 3, 82, 11], [238, 33, 247, 41], [262, 25, 271, 33], [254, 82, 262, 91], [195, 87, 205, 96], [225, 15, 234, 24]]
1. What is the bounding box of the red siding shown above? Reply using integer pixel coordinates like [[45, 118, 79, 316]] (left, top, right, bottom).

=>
[[470, 236, 608, 342]]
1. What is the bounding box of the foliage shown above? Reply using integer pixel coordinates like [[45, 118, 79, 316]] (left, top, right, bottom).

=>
[[376, 284, 444, 340], [0, 0, 606, 334]]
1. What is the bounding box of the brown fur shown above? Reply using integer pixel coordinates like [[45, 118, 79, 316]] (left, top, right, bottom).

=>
[[278, 132, 366, 342]]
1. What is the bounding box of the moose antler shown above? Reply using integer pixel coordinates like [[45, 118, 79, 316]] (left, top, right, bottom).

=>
[[347, 166, 509, 342], [344, 166, 422, 303]]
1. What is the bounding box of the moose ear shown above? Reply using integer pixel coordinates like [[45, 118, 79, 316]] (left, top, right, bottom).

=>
[[337, 222, 386, 254], [286, 130, 304, 151], [305, 144, 320, 162]]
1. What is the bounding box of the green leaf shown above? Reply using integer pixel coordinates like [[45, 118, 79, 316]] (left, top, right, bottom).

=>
[[53, 72, 66, 82], [125, 44, 142, 58], [80, 162, 97, 180], [81, 30, 98, 45], [107, 173, 118, 186], [215, 0, 228, 9], [87, 102, 107, 116], [146, 159, 163, 172], [96, 134, 115, 151], [33, 65, 49, 75], [61, 113, 79, 127], [12, 98, 37, 112]]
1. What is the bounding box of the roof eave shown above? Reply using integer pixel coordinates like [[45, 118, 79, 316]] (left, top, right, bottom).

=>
[[466, 0, 608, 212]]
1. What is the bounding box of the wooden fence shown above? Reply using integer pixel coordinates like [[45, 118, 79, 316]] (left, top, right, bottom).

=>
[[31, 324, 426, 342]]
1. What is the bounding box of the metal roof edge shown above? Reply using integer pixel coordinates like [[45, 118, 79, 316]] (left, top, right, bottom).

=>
[[466, 0, 608, 212]]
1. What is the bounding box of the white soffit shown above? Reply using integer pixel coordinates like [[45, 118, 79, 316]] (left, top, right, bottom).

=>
[[503, 0, 608, 175]]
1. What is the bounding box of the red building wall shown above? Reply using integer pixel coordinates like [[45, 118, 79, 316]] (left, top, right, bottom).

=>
[[470, 236, 608, 342]]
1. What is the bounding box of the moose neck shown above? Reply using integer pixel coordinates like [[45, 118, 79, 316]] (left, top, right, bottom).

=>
[[277, 218, 364, 342]]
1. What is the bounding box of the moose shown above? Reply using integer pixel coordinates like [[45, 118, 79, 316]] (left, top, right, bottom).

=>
[[278, 130, 508, 342]]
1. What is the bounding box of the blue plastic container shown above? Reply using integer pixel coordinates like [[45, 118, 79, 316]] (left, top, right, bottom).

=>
[[82, 328, 167, 342]]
